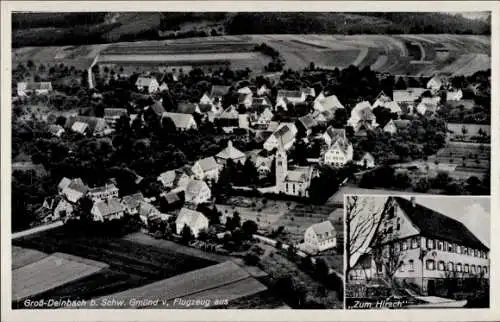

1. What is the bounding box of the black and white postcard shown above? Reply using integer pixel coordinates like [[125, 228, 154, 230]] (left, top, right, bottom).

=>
[[1, 1, 498, 322]]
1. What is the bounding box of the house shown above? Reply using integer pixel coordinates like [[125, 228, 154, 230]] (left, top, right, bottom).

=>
[[312, 109, 335, 126], [323, 127, 347, 147], [446, 89, 463, 102], [347, 101, 375, 128], [121, 192, 145, 215], [147, 100, 166, 117], [314, 93, 344, 112], [301, 87, 316, 98], [215, 140, 246, 165], [135, 77, 160, 93], [48, 124, 65, 137], [257, 84, 270, 96], [416, 102, 438, 116], [264, 124, 296, 151], [176, 102, 202, 114], [192, 157, 220, 182], [138, 201, 164, 225], [275, 147, 313, 198], [162, 112, 197, 131], [42, 195, 74, 221], [104, 108, 128, 128], [426, 75, 445, 92], [383, 119, 398, 134], [158, 169, 191, 190], [160, 190, 184, 210], [158, 82, 169, 92], [17, 81, 53, 96], [354, 121, 374, 137], [184, 179, 211, 205], [237, 92, 253, 108], [304, 220, 337, 253], [65, 116, 109, 136], [175, 208, 209, 237], [249, 107, 274, 128], [200, 85, 231, 105], [60, 178, 89, 204], [88, 183, 119, 202], [372, 92, 402, 114], [323, 138, 353, 167], [237, 86, 253, 95], [247, 150, 273, 178], [275, 90, 306, 111], [348, 197, 490, 295], [70, 121, 89, 135], [296, 114, 318, 136], [91, 198, 125, 222], [250, 96, 273, 111], [393, 88, 427, 110], [355, 152, 376, 168]]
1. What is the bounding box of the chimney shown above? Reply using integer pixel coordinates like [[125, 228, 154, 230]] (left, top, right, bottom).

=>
[[410, 197, 416, 207], [227, 140, 233, 148]]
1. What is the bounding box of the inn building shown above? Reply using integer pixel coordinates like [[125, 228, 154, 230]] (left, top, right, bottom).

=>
[[349, 197, 489, 295]]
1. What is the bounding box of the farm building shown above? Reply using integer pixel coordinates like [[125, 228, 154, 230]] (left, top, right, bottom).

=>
[[312, 109, 335, 126], [59, 177, 89, 204], [215, 140, 246, 165], [392, 88, 427, 109], [304, 220, 337, 253], [17, 81, 53, 97], [135, 76, 160, 93], [264, 124, 297, 152], [347, 101, 376, 128], [162, 112, 198, 131], [121, 192, 145, 216], [250, 96, 273, 111], [184, 179, 212, 205], [176, 208, 209, 237], [191, 157, 220, 182], [91, 198, 126, 222], [296, 114, 318, 136]]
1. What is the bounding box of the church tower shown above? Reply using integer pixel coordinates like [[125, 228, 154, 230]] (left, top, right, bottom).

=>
[[275, 144, 287, 189]]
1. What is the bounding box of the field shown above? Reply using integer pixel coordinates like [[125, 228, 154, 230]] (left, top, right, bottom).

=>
[[12, 34, 490, 76], [447, 123, 491, 137], [89, 261, 267, 308], [12, 227, 216, 305], [12, 246, 49, 270], [216, 196, 340, 245], [12, 252, 108, 301], [430, 141, 490, 175]]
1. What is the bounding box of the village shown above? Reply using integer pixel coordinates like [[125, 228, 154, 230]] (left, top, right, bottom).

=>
[[11, 54, 491, 309]]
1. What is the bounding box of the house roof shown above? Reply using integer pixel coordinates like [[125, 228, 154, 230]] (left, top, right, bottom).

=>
[[325, 126, 347, 143], [216, 141, 245, 160], [198, 104, 214, 113], [185, 180, 210, 199], [252, 97, 272, 107], [237, 93, 252, 103], [177, 102, 198, 114], [48, 124, 65, 136], [135, 77, 156, 87], [309, 220, 336, 241], [218, 105, 239, 119], [162, 191, 182, 204], [121, 192, 145, 209], [176, 207, 208, 229], [447, 99, 475, 110], [104, 108, 128, 118], [149, 100, 166, 116], [58, 177, 72, 191], [255, 131, 274, 143], [196, 157, 218, 172], [138, 202, 159, 218], [71, 121, 89, 134], [89, 183, 118, 195], [66, 116, 107, 134], [163, 112, 196, 129], [317, 94, 344, 110], [393, 197, 489, 251], [237, 86, 253, 94], [359, 107, 376, 121], [393, 119, 411, 128], [298, 114, 317, 130], [19, 81, 52, 91], [277, 90, 303, 99], [272, 125, 295, 148], [210, 85, 231, 97], [357, 152, 375, 162], [285, 166, 312, 183], [300, 87, 315, 97], [393, 88, 426, 103], [158, 170, 177, 186], [328, 137, 351, 154], [353, 101, 372, 113], [94, 198, 124, 217]]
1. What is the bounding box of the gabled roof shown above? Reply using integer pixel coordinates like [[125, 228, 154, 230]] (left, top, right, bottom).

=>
[[135, 77, 156, 87], [196, 157, 218, 172], [89, 183, 118, 195], [325, 126, 347, 143], [393, 88, 426, 103], [298, 114, 317, 130], [18, 81, 53, 91], [300, 87, 315, 97], [58, 177, 72, 191], [272, 125, 295, 147], [393, 119, 411, 128], [66, 178, 88, 194], [328, 137, 351, 154], [163, 112, 196, 129], [277, 90, 303, 99], [309, 220, 336, 241], [48, 124, 65, 136], [138, 201, 159, 218], [185, 180, 210, 198], [198, 104, 214, 113], [237, 86, 253, 94], [218, 105, 239, 119], [393, 197, 488, 251], [158, 170, 177, 186], [210, 85, 231, 97], [359, 107, 376, 121], [121, 192, 145, 209], [317, 94, 344, 110], [94, 198, 124, 217], [353, 101, 372, 113], [356, 152, 375, 162], [66, 116, 108, 134], [237, 93, 252, 103], [71, 121, 89, 134], [177, 102, 199, 114], [149, 100, 166, 116], [104, 108, 128, 118], [176, 208, 208, 229], [252, 97, 272, 107], [216, 141, 245, 160]]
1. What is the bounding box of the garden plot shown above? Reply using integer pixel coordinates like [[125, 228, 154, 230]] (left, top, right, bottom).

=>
[[12, 246, 49, 270], [12, 252, 108, 301]]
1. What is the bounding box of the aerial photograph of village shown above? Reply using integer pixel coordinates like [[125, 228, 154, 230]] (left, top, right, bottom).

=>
[[10, 11, 490, 310]]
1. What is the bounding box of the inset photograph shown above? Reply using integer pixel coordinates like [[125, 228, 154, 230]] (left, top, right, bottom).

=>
[[345, 195, 489, 309]]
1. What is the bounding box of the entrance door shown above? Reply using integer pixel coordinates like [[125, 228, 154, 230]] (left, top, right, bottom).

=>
[[427, 280, 436, 296]]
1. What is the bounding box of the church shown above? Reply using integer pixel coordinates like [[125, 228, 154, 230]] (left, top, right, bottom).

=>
[[275, 146, 314, 198]]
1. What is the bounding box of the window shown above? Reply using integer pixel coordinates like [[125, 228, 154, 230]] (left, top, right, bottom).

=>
[[438, 261, 445, 271], [409, 260, 414, 272], [483, 266, 488, 274], [474, 249, 478, 257], [402, 240, 408, 251], [463, 247, 468, 255], [411, 238, 418, 249], [456, 263, 462, 272], [399, 261, 404, 272], [448, 262, 454, 271], [464, 264, 469, 273], [447, 242, 453, 252], [285, 183, 289, 192], [387, 227, 393, 234], [387, 206, 395, 219], [426, 259, 435, 270], [471, 265, 476, 274], [396, 218, 401, 230], [438, 241, 443, 251], [457, 246, 462, 254], [427, 239, 434, 249]]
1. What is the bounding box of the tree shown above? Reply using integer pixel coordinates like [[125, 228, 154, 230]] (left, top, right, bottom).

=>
[[432, 171, 451, 189], [242, 220, 258, 237], [315, 258, 330, 280], [275, 240, 283, 249], [75, 195, 94, 222], [345, 196, 380, 277], [393, 172, 411, 189], [273, 275, 307, 308], [414, 177, 430, 192], [180, 224, 194, 244], [243, 252, 260, 266], [372, 237, 406, 286], [287, 244, 297, 261]]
